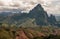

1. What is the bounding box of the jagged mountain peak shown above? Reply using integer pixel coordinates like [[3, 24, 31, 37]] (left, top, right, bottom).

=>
[[35, 4, 42, 8], [30, 4, 44, 12], [29, 3, 48, 18], [28, 3, 49, 25]]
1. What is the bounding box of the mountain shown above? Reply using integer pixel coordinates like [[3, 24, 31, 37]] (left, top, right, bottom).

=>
[[2, 4, 49, 26], [28, 4, 49, 26], [0, 4, 59, 27]]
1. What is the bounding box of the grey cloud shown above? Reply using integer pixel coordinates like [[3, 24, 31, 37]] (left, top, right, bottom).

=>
[[0, 0, 60, 14], [0, 2, 5, 6]]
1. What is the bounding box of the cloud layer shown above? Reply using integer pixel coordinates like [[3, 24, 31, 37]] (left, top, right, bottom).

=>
[[0, 0, 60, 14]]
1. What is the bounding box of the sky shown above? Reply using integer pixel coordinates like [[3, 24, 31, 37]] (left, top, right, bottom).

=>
[[0, 0, 60, 15]]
